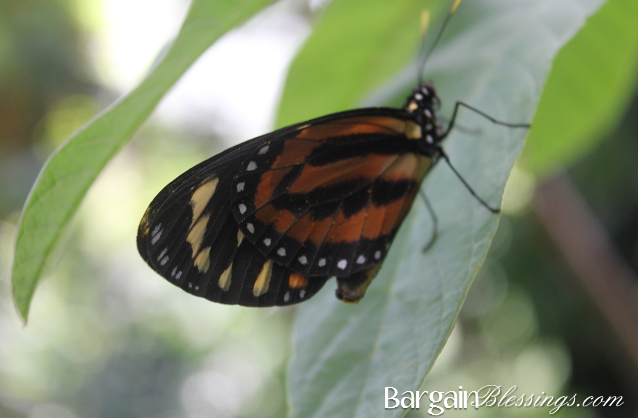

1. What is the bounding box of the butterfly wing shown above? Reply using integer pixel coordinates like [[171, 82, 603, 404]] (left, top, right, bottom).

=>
[[137, 133, 328, 306], [230, 109, 434, 279], [139, 108, 434, 306]]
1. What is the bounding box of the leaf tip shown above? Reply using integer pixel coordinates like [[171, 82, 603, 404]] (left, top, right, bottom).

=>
[[11, 270, 33, 325]]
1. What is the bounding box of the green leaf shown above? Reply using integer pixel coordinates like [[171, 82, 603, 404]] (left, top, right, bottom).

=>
[[521, 0, 638, 176], [287, 0, 607, 417], [276, 0, 441, 127], [11, 0, 275, 323]]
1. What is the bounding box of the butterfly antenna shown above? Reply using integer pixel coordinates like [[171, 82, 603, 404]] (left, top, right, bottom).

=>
[[417, 0, 463, 84]]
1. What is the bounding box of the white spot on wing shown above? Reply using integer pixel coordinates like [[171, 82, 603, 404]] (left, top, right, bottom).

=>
[[157, 247, 168, 262], [300, 289, 306, 299], [258, 145, 269, 155], [236, 182, 245, 192], [374, 250, 382, 260], [175, 271, 182, 280], [298, 255, 307, 265], [160, 256, 169, 266], [246, 223, 255, 234], [238, 203, 247, 214], [337, 259, 347, 270], [318, 258, 326, 267], [277, 247, 286, 256], [246, 161, 257, 171], [151, 224, 164, 245], [284, 291, 290, 302], [263, 238, 271, 247], [356, 255, 366, 264], [171, 267, 177, 277]]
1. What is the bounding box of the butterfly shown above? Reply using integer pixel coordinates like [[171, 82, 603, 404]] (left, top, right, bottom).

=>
[[137, 4, 529, 308]]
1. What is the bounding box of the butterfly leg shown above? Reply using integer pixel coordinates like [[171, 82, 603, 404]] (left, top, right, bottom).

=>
[[438, 117, 481, 136], [442, 101, 530, 139], [436, 102, 529, 213], [420, 190, 438, 252], [438, 148, 501, 214]]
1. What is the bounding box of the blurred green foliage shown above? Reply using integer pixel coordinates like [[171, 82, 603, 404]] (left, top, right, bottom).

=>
[[521, 0, 638, 177], [11, 0, 276, 322], [276, 0, 437, 126], [1, 0, 637, 417]]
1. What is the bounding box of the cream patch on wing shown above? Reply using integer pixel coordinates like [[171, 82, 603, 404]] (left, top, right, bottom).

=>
[[194, 246, 211, 273], [187, 213, 210, 257], [218, 263, 233, 291], [190, 176, 219, 227], [404, 120, 422, 139], [253, 259, 273, 297]]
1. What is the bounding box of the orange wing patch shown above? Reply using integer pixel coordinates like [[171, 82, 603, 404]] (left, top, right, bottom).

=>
[[254, 166, 293, 208], [288, 273, 308, 289], [296, 115, 408, 139], [255, 204, 297, 234], [374, 154, 431, 237], [381, 153, 419, 181], [294, 212, 335, 247], [285, 211, 321, 243], [288, 154, 399, 194], [326, 206, 367, 244], [270, 138, 321, 170]]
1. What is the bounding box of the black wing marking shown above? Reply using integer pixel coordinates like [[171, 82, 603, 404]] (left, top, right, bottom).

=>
[[137, 131, 329, 306]]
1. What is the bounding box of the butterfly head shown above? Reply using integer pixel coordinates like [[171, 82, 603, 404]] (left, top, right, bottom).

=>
[[413, 82, 439, 106], [405, 82, 444, 152]]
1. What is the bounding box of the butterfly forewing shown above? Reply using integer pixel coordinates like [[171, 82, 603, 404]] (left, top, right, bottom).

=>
[[230, 109, 433, 279], [137, 130, 333, 306]]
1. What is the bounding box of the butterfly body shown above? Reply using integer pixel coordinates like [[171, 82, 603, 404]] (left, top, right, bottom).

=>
[[138, 82, 445, 306]]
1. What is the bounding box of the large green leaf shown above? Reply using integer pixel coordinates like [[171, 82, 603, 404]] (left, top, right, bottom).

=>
[[521, 0, 638, 176], [11, 0, 276, 322], [287, 0, 607, 417]]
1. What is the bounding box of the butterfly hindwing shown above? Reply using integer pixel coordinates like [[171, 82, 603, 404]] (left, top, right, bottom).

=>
[[230, 109, 433, 279]]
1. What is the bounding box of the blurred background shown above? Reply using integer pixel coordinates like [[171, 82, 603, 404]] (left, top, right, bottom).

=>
[[1, 0, 637, 417]]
